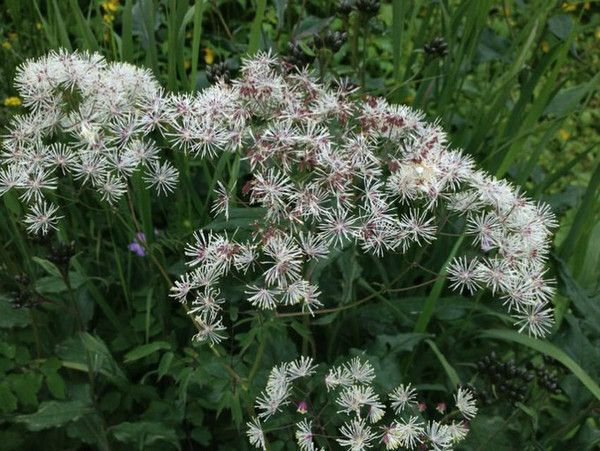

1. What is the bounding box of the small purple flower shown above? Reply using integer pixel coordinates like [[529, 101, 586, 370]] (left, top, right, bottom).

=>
[[128, 232, 146, 257]]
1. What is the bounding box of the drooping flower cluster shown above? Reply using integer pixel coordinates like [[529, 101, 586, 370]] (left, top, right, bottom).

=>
[[246, 356, 477, 451], [1, 51, 556, 337], [0, 50, 178, 234], [168, 52, 556, 340]]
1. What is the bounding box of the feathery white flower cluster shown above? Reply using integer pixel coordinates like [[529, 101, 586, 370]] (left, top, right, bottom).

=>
[[0, 50, 178, 234], [2, 51, 555, 336], [169, 52, 556, 340], [246, 356, 477, 451]]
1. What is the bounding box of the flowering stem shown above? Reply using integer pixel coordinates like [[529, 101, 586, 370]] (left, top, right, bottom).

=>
[[247, 329, 267, 385], [275, 275, 439, 318]]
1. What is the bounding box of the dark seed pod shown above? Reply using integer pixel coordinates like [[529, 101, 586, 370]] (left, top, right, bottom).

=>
[[355, 0, 379, 16], [338, 0, 354, 16], [314, 31, 348, 53], [14, 273, 30, 286], [48, 242, 76, 269], [423, 37, 449, 58], [284, 42, 314, 70], [206, 61, 232, 84]]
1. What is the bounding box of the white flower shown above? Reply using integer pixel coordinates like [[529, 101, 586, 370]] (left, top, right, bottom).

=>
[[345, 357, 376, 385], [395, 416, 425, 449], [191, 311, 226, 345], [389, 383, 417, 414], [143, 159, 179, 195], [246, 417, 266, 450], [337, 418, 376, 451], [447, 257, 480, 295], [325, 365, 354, 391], [336, 385, 382, 416], [295, 419, 315, 451], [454, 387, 478, 420], [287, 356, 317, 380], [246, 285, 280, 310], [447, 421, 469, 443], [98, 173, 127, 204], [514, 302, 554, 338], [23, 201, 62, 235], [425, 421, 452, 451], [211, 181, 233, 220]]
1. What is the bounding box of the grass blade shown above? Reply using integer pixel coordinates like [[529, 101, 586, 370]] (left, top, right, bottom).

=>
[[122, 0, 134, 61], [190, 0, 206, 91], [414, 236, 464, 333], [67, 0, 98, 51], [558, 157, 600, 260], [425, 339, 460, 387], [248, 0, 267, 54]]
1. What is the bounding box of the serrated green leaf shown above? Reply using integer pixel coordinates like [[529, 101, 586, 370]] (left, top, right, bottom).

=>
[[16, 400, 91, 431], [110, 421, 180, 449], [8, 372, 43, 407]]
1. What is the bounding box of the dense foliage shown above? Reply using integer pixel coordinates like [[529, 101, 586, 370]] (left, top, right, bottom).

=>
[[0, 1, 599, 450]]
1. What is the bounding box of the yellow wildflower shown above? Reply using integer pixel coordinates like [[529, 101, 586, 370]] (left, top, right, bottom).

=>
[[561, 2, 577, 12], [8, 32, 17, 42], [103, 13, 115, 24], [35, 22, 43, 31], [558, 128, 570, 142], [102, 0, 119, 12], [541, 41, 550, 53], [3, 96, 22, 107], [2, 41, 12, 50], [184, 59, 192, 70], [204, 47, 215, 65]]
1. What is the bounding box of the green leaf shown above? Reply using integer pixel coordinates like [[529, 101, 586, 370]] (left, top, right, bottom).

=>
[[56, 334, 128, 387], [8, 372, 43, 407], [123, 341, 171, 363], [548, 14, 573, 41], [158, 352, 174, 380], [377, 333, 432, 353], [111, 421, 180, 449], [32, 257, 62, 278], [45, 372, 66, 399], [204, 207, 267, 231], [0, 382, 18, 413], [16, 400, 91, 431], [544, 79, 599, 117], [480, 329, 600, 401], [35, 271, 86, 294], [67, 413, 111, 451]]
